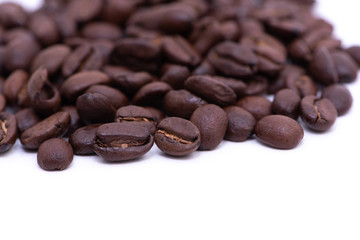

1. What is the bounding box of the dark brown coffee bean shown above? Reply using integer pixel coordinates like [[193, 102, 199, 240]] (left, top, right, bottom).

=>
[[331, 50, 358, 83], [243, 76, 268, 96], [268, 64, 305, 94], [184, 75, 237, 107], [0, 3, 27, 28], [53, 13, 77, 39], [272, 89, 301, 119], [190, 104, 228, 151], [27, 67, 61, 116], [85, 85, 128, 109], [66, 0, 102, 23], [37, 138, 73, 171], [81, 22, 122, 41], [346, 46, 360, 66], [61, 71, 111, 102], [76, 93, 117, 125], [192, 60, 216, 76], [31, 44, 71, 75], [155, 117, 200, 157], [162, 36, 201, 67], [69, 124, 101, 155], [300, 95, 337, 132], [255, 115, 304, 149], [15, 108, 41, 134], [62, 44, 104, 78], [132, 82, 172, 107], [310, 47, 338, 85], [0, 94, 6, 112], [20, 111, 71, 150], [321, 84, 353, 116], [115, 105, 157, 135], [237, 96, 272, 121], [3, 69, 30, 108], [162, 89, 207, 119], [208, 41, 258, 78], [101, 0, 136, 24], [60, 106, 82, 137], [92, 122, 154, 162], [144, 107, 165, 123], [29, 12, 59, 46], [160, 64, 190, 90], [224, 106, 256, 142], [211, 76, 247, 98], [0, 112, 17, 153], [285, 74, 317, 98]]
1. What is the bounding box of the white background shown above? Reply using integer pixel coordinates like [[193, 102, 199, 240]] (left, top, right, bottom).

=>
[[0, 0, 360, 239]]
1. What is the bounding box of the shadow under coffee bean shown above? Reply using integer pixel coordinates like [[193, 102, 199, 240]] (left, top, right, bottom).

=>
[[0, 0, 358, 170]]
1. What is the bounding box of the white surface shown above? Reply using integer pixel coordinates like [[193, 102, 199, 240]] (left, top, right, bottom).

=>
[[0, 0, 360, 239]]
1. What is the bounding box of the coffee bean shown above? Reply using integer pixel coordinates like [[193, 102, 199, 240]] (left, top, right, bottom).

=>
[[184, 75, 237, 107], [300, 95, 337, 132], [211, 76, 247, 98], [60, 106, 82, 137], [224, 106, 256, 142], [29, 12, 59, 46], [255, 115, 304, 149], [15, 108, 41, 133], [0, 3, 27, 28], [132, 82, 172, 107], [272, 89, 301, 119], [155, 117, 200, 157], [93, 122, 154, 162], [115, 105, 157, 135], [160, 64, 190, 90], [321, 84, 353, 116], [190, 104, 228, 151], [346, 46, 360, 66], [37, 138, 73, 171], [237, 96, 272, 121], [310, 47, 338, 85], [20, 111, 71, 150], [101, 0, 136, 24], [67, 0, 102, 23], [331, 50, 358, 83], [69, 124, 101, 155], [76, 92, 116, 125], [3, 69, 30, 108], [85, 85, 128, 109], [0, 112, 17, 153], [243, 76, 268, 96], [285, 74, 317, 98], [81, 21, 122, 41], [0, 94, 6, 112]]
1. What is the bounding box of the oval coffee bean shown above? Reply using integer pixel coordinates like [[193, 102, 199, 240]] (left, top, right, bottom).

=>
[[0, 112, 17, 153], [0, 94, 6, 112], [92, 122, 154, 162], [37, 138, 73, 171], [69, 124, 101, 155], [255, 115, 304, 149], [310, 47, 338, 85], [3, 69, 30, 107], [155, 117, 201, 157], [132, 82, 172, 107], [224, 106, 256, 142], [272, 89, 301, 119], [321, 84, 353, 116], [15, 108, 41, 133], [300, 95, 337, 132], [236, 96, 272, 121], [190, 104, 228, 151], [85, 84, 128, 109], [20, 111, 71, 150], [81, 21, 122, 41]]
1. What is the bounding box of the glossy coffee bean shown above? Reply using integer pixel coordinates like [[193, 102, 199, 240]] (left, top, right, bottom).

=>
[[155, 117, 200, 157], [60, 106, 82, 137], [237, 96, 272, 121], [321, 84, 353, 116], [132, 82, 172, 107], [310, 47, 338, 85], [190, 104, 228, 151], [224, 106, 256, 142], [92, 122, 154, 162], [3, 69, 30, 108], [15, 108, 41, 133], [272, 89, 301, 119], [81, 21, 122, 41], [69, 124, 101, 155], [37, 138, 73, 171], [160, 64, 190, 90], [85, 85, 128, 109], [0, 3, 27, 28], [67, 0, 102, 23], [331, 50, 358, 83], [300, 95, 337, 132], [20, 111, 71, 150], [255, 115, 304, 149], [0, 112, 17, 153], [285, 74, 317, 98], [346, 46, 360, 66], [29, 12, 59, 46]]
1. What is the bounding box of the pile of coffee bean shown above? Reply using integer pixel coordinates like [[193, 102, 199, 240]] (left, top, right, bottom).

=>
[[0, 0, 358, 170]]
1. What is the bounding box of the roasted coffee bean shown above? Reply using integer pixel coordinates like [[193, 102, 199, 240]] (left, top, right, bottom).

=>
[[66, 0, 102, 23], [300, 95, 337, 132], [69, 124, 101, 155], [208, 41, 258, 78], [331, 50, 358, 83], [101, 0, 136, 24], [211, 76, 247, 98], [81, 22, 122, 41], [255, 115, 304, 149], [190, 104, 228, 151], [160, 64, 190, 90], [3, 69, 30, 108], [31, 44, 71, 75], [29, 12, 59, 46], [192, 60, 216, 76], [52, 13, 77, 39], [76, 93, 116, 125], [285, 74, 317, 98], [0, 94, 6, 112], [272, 89, 301, 119], [27, 67, 61, 116], [61, 71, 111, 102], [15, 108, 41, 133], [321, 84, 353, 116], [85, 85, 128, 109], [93, 122, 154, 162], [224, 106, 256, 142], [346, 46, 360, 66], [115, 105, 157, 135], [310, 47, 338, 85], [237, 96, 272, 121], [37, 138, 73, 171], [184, 75, 237, 107], [20, 111, 71, 150], [62, 44, 104, 78], [243, 76, 268, 96], [0, 112, 17, 153], [144, 107, 165, 123], [162, 36, 201, 67], [163, 89, 207, 119], [268, 64, 305, 94], [0, 77, 4, 94], [61, 106, 82, 137], [155, 117, 200, 157], [0, 3, 27, 28], [132, 82, 172, 107]]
